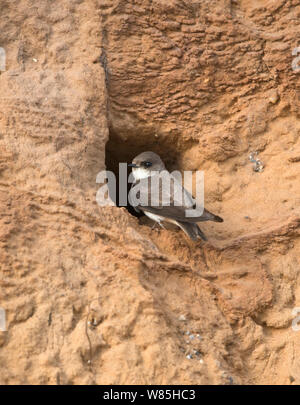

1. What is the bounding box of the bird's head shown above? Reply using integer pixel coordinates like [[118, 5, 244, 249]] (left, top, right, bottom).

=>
[[128, 151, 165, 180]]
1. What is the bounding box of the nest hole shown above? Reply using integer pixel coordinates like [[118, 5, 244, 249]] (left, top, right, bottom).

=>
[[105, 128, 181, 218]]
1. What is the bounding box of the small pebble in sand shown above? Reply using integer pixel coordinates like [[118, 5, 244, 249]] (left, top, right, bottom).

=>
[[227, 376, 234, 384], [268, 90, 279, 104], [249, 152, 264, 172]]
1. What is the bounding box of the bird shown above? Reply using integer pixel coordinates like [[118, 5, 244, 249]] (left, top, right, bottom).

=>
[[128, 151, 223, 241]]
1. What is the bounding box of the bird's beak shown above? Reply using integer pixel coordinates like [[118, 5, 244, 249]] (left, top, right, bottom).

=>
[[128, 163, 138, 168]]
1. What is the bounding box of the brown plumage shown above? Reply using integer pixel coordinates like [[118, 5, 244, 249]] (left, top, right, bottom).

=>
[[128, 151, 223, 241]]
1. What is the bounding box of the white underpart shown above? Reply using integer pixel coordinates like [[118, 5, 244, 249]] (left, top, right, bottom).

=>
[[144, 211, 181, 231], [144, 211, 164, 223], [144, 211, 168, 229]]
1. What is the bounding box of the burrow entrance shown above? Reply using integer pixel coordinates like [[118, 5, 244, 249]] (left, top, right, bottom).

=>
[[105, 127, 182, 218]]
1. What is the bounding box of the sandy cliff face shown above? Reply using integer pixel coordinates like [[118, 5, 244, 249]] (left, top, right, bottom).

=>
[[0, 0, 300, 384]]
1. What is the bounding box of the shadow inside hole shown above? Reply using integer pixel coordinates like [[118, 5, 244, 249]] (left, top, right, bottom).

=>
[[105, 128, 181, 218]]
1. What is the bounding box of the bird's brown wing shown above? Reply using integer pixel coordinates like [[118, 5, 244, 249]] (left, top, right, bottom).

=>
[[131, 174, 223, 223], [140, 204, 223, 223]]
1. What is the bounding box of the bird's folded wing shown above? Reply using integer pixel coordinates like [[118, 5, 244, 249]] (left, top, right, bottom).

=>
[[139, 205, 219, 223], [131, 174, 218, 223]]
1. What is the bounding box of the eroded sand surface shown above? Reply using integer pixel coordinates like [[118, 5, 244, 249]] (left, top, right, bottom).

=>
[[0, 0, 300, 384]]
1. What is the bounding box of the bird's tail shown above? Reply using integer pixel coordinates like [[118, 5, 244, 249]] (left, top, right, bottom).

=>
[[195, 225, 208, 240], [184, 208, 223, 223], [211, 214, 223, 223], [201, 209, 223, 223], [176, 221, 207, 241]]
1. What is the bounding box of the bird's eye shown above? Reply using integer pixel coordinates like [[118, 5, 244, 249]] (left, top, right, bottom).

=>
[[143, 161, 152, 167]]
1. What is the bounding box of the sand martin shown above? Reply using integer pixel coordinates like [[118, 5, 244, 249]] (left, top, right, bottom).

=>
[[128, 151, 223, 241]]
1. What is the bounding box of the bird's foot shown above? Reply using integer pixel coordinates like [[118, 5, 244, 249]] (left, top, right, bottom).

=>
[[151, 222, 159, 230]]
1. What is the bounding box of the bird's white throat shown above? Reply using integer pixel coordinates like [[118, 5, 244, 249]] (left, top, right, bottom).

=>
[[132, 167, 153, 180]]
